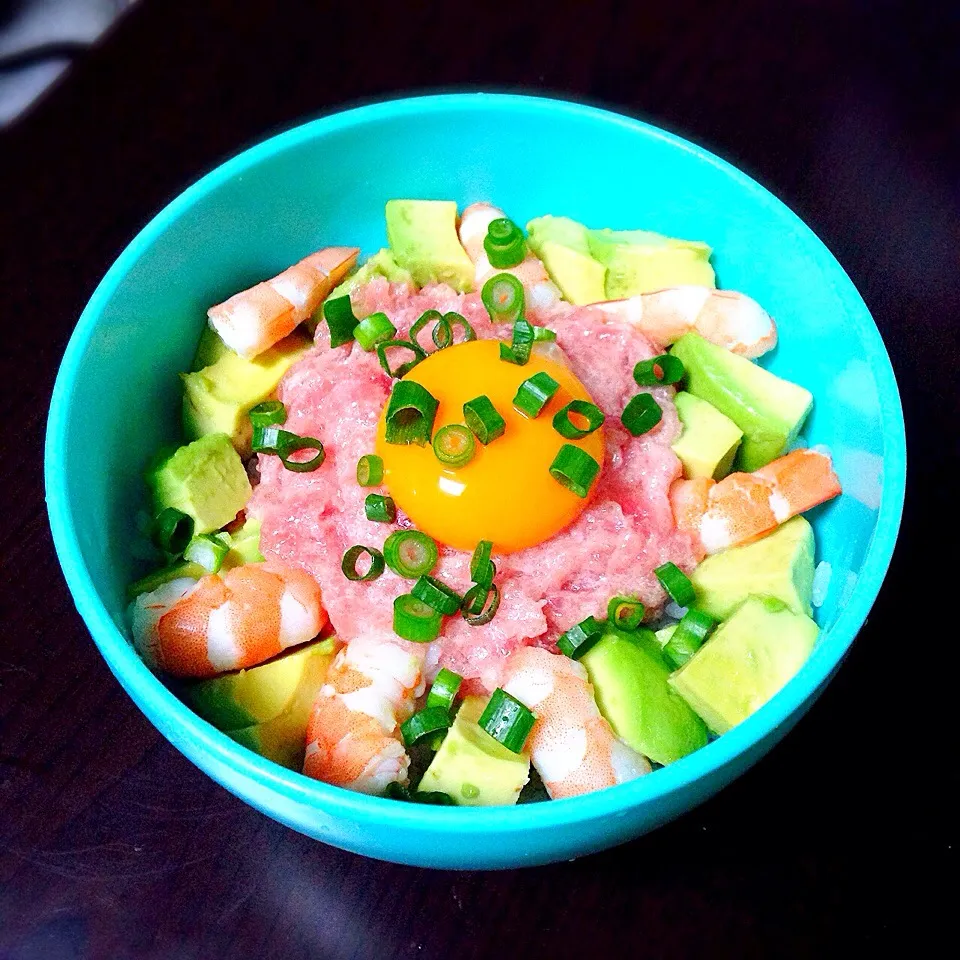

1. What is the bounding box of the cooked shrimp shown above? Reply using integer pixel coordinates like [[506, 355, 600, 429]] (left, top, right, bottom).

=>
[[129, 561, 326, 678], [207, 246, 359, 359], [671, 448, 842, 555], [458, 202, 560, 304], [594, 286, 778, 358], [302, 632, 425, 794], [500, 646, 650, 800]]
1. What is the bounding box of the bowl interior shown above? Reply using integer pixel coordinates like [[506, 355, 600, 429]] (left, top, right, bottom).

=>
[[46, 94, 905, 868]]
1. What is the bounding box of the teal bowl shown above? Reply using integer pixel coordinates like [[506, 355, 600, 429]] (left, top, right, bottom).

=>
[[45, 94, 906, 868]]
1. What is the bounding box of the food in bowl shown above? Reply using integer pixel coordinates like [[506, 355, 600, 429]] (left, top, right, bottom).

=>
[[127, 198, 841, 806]]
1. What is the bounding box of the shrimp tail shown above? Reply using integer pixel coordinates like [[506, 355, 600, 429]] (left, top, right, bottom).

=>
[[302, 634, 425, 794], [671, 448, 841, 554], [595, 286, 778, 358], [129, 561, 326, 678], [458, 202, 560, 305], [500, 647, 650, 800], [208, 246, 359, 359]]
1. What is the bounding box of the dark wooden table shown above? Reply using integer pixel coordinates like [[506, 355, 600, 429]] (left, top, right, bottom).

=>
[[1, 1, 956, 957]]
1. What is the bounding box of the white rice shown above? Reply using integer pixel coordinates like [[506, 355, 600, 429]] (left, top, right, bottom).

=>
[[812, 560, 832, 608]]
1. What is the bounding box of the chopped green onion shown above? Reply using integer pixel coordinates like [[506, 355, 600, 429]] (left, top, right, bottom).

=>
[[414, 790, 455, 805], [385, 782, 412, 801], [461, 582, 501, 626], [470, 540, 494, 585], [432, 424, 476, 467], [552, 399, 605, 439], [557, 615, 605, 660], [481, 273, 525, 325], [426, 668, 463, 712], [533, 326, 557, 342], [513, 371, 559, 419], [356, 454, 384, 487], [409, 310, 443, 353], [483, 217, 526, 268], [364, 493, 396, 523], [501, 318, 535, 365], [400, 706, 453, 747], [183, 533, 230, 574], [248, 400, 286, 429], [341, 544, 385, 582], [478, 689, 535, 753], [323, 294, 358, 347], [383, 530, 438, 578], [252, 424, 283, 454], [412, 575, 463, 615], [621, 393, 663, 437], [151, 508, 194, 556], [431, 316, 453, 350], [663, 609, 717, 669], [277, 433, 325, 472], [384, 380, 439, 445], [376, 338, 427, 378], [654, 561, 696, 607], [463, 395, 506, 445], [549, 444, 601, 498], [607, 596, 645, 631], [394, 594, 444, 642], [442, 311, 476, 344], [354, 311, 397, 351], [633, 354, 685, 386]]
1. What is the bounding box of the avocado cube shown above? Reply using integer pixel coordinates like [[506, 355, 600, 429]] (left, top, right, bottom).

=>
[[668, 595, 819, 734], [539, 241, 607, 305], [224, 639, 336, 769], [188, 640, 332, 730], [222, 515, 264, 569], [191, 325, 233, 370], [588, 228, 715, 298], [672, 391, 744, 479], [526, 215, 593, 256], [418, 695, 530, 805], [385, 200, 475, 292], [148, 433, 251, 534], [691, 516, 816, 620], [670, 332, 813, 471], [581, 629, 708, 765], [181, 332, 310, 457]]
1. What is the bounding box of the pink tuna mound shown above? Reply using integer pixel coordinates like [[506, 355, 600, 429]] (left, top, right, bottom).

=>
[[248, 277, 699, 694]]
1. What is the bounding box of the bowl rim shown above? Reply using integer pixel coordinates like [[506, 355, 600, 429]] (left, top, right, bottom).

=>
[[45, 92, 906, 834]]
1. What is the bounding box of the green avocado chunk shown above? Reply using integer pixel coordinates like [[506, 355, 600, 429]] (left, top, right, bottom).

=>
[[181, 332, 311, 457], [224, 639, 336, 769], [148, 433, 252, 535], [222, 515, 264, 569], [669, 595, 819, 734], [191, 325, 232, 371], [386, 200, 474, 292], [328, 248, 414, 300], [670, 332, 813, 471], [581, 628, 708, 765], [672, 391, 744, 479], [525, 216, 606, 304], [189, 639, 334, 732], [691, 516, 815, 619], [526, 215, 593, 256], [539, 241, 607, 305], [418, 695, 530, 805], [588, 228, 715, 298]]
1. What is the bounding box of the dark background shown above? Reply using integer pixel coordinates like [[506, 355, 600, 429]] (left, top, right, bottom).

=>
[[1, 1, 956, 957]]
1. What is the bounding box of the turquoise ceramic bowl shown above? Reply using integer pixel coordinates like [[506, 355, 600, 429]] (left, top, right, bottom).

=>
[[45, 94, 905, 869]]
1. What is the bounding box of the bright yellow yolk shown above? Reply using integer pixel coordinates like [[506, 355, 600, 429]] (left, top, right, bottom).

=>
[[376, 340, 605, 553]]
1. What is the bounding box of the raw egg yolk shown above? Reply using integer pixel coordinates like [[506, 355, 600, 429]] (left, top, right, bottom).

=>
[[376, 339, 605, 553]]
